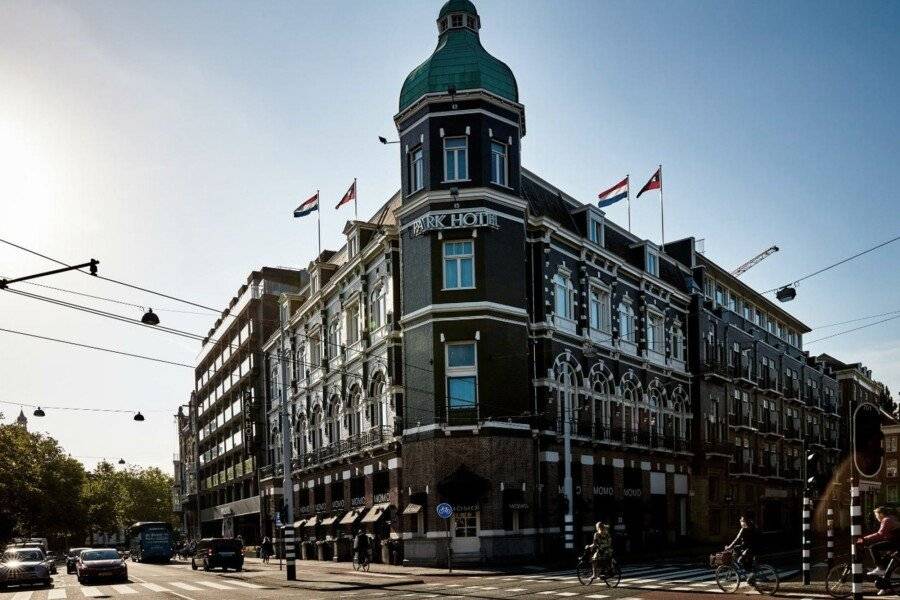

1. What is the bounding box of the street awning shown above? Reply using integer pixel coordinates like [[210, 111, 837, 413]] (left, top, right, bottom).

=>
[[304, 515, 319, 528], [320, 512, 344, 526], [292, 519, 307, 529], [361, 502, 391, 523], [339, 507, 366, 525], [402, 503, 423, 515]]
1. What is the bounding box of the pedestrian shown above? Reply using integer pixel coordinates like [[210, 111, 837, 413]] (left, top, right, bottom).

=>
[[235, 534, 244, 548], [261, 536, 274, 565]]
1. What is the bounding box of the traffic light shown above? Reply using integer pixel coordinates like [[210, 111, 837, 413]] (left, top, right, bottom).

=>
[[806, 451, 830, 494], [854, 402, 885, 478]]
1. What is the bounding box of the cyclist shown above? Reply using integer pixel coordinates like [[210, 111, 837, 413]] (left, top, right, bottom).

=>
[[725, 514, 759, 577], [353, 529, 370, 567], [857, 506, 900, 578], [587, 521, 613, 579]]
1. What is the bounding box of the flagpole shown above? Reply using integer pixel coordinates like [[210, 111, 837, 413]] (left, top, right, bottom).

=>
[[658, 165, 665, 251], [627, 174, 631, 233], [316, 190, 322, 259], [353, 178, 358, 220]]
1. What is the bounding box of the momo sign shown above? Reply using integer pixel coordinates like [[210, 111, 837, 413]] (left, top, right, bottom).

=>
[[411, 210, 499, 236]]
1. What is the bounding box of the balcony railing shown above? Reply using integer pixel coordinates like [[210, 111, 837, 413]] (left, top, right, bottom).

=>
[[596, 427, 689, 452], [729, 412, 753, 428], [294, 427, 393, 470]]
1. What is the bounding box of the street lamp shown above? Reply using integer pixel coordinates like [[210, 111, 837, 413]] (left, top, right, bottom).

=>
[[141, 308, 160, 325], [378, 136, 399, 145], [33, 407, 45, 417], [133, 412, 145, 422], [118, 458, 126, 465]]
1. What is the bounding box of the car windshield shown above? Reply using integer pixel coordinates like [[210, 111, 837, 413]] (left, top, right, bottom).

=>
[[82, 550, 119, 561], [69, 548, 89, 556], [3, 550, 43, 562]]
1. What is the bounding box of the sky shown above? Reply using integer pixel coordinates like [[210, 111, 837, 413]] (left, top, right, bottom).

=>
[[0, 0, 898, 472]]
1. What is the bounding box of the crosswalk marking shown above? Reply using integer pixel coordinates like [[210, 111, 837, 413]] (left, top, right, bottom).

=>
[[504, 589, 529, 593], [585, 595, 610, 599], [47, 590, 67, 600], [170, 582, 203, 591], [111, 584, 138, 594], [224, 580, 266, 589], [139, 582, 169, 592], [195, 580, 235, 589], [11, 592, 33, 600]]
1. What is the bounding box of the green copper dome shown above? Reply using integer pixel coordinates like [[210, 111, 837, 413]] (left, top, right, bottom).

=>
[[398, 0, 518, 112]]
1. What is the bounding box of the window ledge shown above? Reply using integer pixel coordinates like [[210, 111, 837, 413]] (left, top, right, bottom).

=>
[[441, 179, 471, 184], [617, 339, 638, 355], [553, 316, 577, 334], [442, 286, 476, 291]]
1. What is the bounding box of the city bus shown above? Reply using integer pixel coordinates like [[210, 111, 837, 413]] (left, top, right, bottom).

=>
[[125, 522, 174, 563]]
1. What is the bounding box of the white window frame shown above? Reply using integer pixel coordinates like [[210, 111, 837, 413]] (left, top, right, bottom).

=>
[[446, 342, 478, 414], [443, 240, 475, 290], [368, 284, 387, 331], [646, 310, 665, 355], [552, 270, 576, 330], [443, 136, 469, 182], [646, 251, 659, 276], [345, 302, 360, 346], [588, 216, 604, 245], [410, 146, 424, 193], [618, 300, 636, 343], [588, 284, 611, 335], [490, 140, 508, 186]]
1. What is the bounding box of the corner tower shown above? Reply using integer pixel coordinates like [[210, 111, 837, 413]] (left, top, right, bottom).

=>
[[395, 1, 533, 563]]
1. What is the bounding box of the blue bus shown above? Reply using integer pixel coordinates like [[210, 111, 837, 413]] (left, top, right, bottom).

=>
[[126, 522, 174, 563]]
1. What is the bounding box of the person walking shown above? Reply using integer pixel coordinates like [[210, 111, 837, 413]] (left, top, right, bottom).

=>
[[261, 536, 274, 565]]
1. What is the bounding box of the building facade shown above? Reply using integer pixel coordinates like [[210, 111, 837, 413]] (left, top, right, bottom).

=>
[[176, 267, 306, 543]]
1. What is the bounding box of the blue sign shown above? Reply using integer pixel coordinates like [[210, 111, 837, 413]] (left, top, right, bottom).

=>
[[436, 502, 454, 519]]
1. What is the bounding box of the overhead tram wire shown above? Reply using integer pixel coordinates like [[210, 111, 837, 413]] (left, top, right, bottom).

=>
[[0, 326, 194, 368], [811, 308, 900, 330], [805, 313, 900, 345], [14, 279, 211, 315], [0, 236, 221, 313], [0, 399, 169, 414], [764, 234, 900, 294]]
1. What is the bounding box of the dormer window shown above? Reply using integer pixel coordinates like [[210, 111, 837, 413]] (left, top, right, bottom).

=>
[[646, 250, 659, 276], [439, 17, 449, 32], [588, 216, 603, 244], [348, 235, 359, 259], [451, 14, 463, 28], [467, 15, 477, 29]]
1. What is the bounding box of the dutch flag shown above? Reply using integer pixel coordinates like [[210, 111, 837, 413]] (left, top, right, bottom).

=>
[[598, 176, 629, 208], [293, 192, 319, 218]]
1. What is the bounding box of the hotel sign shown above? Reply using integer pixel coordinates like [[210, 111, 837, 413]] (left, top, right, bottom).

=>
[[411, 210, 499, 236]]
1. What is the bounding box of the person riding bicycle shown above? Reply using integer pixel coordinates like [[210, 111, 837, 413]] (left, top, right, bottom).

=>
[[353, 529, 370, 565], [725, 515, 759, 574], [586, 521, 613, 579], [857, 506, 900, 579]]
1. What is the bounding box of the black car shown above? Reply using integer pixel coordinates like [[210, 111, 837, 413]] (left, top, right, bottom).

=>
[[190, 538, 243, 572], [66, 548, 91, 574], [76, 548, 128, 584]]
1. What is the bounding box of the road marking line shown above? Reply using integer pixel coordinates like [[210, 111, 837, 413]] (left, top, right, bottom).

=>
[[585, 595, 610, 599], [111, 584, 138, 594], [139, 582, 169, 592], [504, 589, 529, 593], [47, 590, 67, 600], [170, 582, 203, 591], [194, 580, 234, 589], [79, 588, 102, 598], [223, 580, 265, 589], [11, 592, 33, 600]]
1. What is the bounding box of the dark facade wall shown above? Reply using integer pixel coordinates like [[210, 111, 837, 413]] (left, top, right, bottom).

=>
[[403, 322, 437, 429]]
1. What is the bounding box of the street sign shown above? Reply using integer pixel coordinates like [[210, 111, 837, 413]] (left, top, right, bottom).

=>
[[853, 402, 884, 478], [436, 502, 454, 520], [274, 513, 282, 528]]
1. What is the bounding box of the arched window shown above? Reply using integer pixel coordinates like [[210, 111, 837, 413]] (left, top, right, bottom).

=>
[[618, 301, 636, 343], [369, 285, 387, 331], [643, 379, 665, 445], [670, 320, 685, 362], [589, 362, 615, 440], [294, 415, 306, 457], [620, 371, 642, 442], [345, 385, 362, 438], [328, 320, 342, 361], [269, 426, 279, 466], [326, 396, 340, 445], [309, 406, 323, 451], [367, 372, 386, 430]]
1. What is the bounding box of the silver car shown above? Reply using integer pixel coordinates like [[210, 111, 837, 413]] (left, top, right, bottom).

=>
[[0, 548, 52, 589]]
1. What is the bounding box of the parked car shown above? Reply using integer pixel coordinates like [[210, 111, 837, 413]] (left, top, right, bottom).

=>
[[43, 552, 58, 575], [0, 547, 52, 590], [66, 548, 91, 574], [190, 538, 243, 572], [76, 548, 128, 584]]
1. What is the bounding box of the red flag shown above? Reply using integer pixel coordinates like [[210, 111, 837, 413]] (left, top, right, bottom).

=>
[[636, 167, 661, 198], [335, 179, 356, 209]]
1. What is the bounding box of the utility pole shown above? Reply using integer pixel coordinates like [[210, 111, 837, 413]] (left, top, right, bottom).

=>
[[278, 334, 296, 580]]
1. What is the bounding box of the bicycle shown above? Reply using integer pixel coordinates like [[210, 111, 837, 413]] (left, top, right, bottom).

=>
[[352, 548, 371, 572], [576, 547, 621, 587], [711, 549, 779, 595], [826, 553, 900, 598]]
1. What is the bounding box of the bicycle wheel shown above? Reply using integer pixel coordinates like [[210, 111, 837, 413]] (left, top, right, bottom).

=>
[[825, 563, 852, 599], [603, 558, 621, 588], [751, 563, 780, 596], [576, 559, 594, 586], [362, 558, 370, 572], [715, 565, 741, 593], [352, 556, 360, 571]]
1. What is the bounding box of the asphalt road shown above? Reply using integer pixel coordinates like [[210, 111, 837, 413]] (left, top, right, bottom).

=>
[[0, 558, 818, 600]]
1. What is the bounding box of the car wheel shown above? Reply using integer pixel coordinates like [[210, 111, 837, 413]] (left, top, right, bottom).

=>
[[77, 575, 83, 584], [191, 559, 197, 570], [203, 561, 210, 572]]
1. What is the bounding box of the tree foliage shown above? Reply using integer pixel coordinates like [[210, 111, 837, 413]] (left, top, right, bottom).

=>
[[0, 421, 174, 547]]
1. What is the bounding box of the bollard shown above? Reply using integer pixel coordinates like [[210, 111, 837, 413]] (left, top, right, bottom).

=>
[[803, 494, 811, 585], [827, 507, 834, 569], [850, 479, 863, 600]]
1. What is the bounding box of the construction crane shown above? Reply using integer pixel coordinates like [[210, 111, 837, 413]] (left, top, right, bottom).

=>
[[731, 245, 779, 277]]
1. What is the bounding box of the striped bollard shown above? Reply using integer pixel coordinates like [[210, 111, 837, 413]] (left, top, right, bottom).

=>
[[803, 494, 812, 585], [283, 524, 296, 580], [850, 479, 863, 600], [827, 507, 834, 569]]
